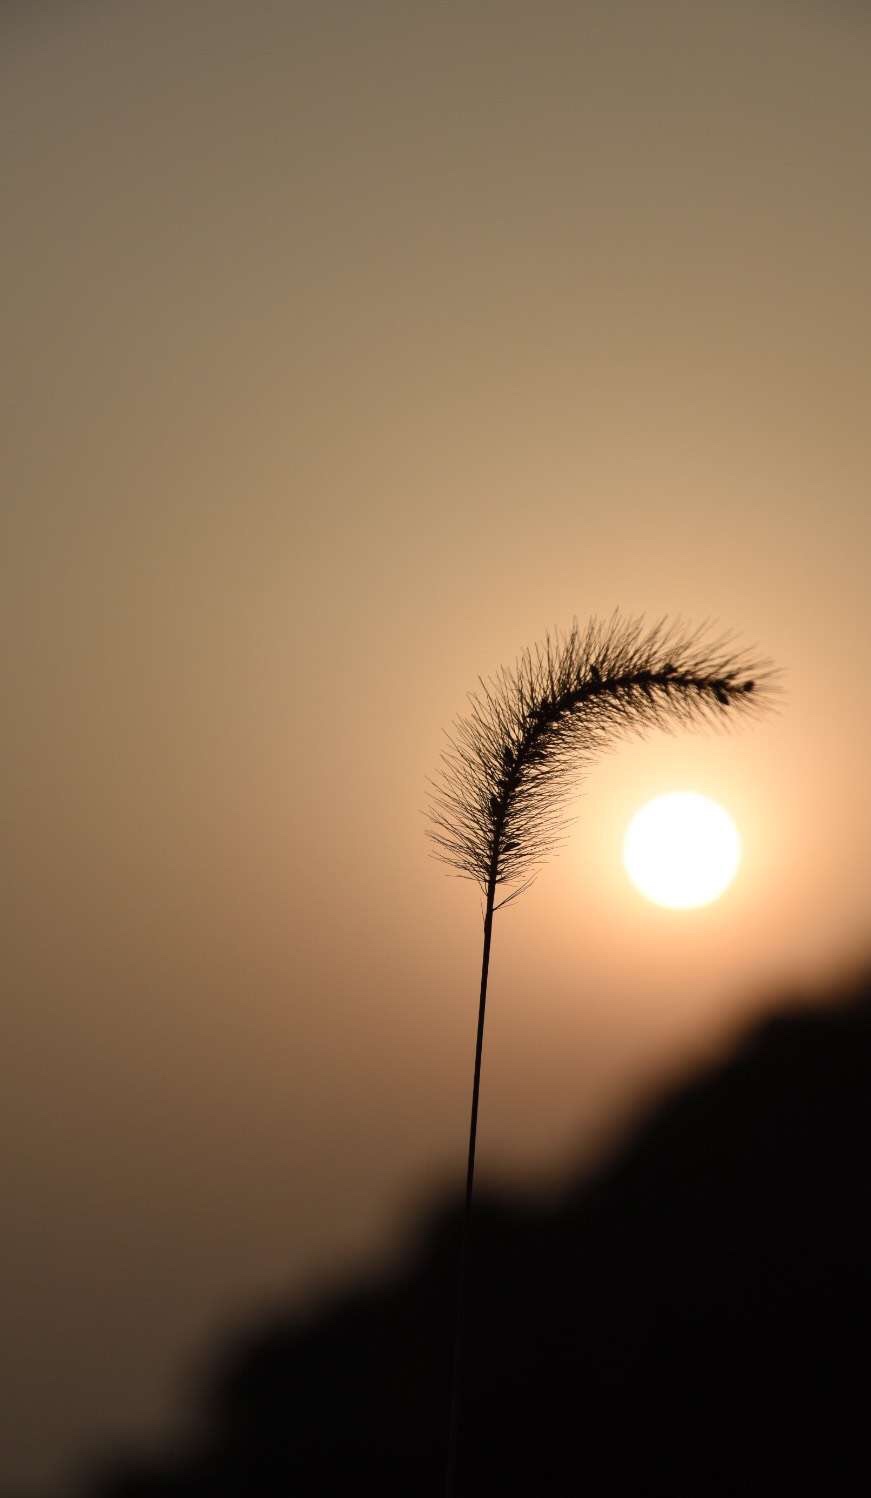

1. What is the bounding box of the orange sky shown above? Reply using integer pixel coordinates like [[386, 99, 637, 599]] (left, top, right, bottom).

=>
[[4, 0, 871, 1488]]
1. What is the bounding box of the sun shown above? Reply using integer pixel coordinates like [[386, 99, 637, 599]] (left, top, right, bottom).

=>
[[623, 792, 741, 910]]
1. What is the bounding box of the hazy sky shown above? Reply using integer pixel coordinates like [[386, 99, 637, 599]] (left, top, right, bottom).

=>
[[4, 0, 871, 1488]]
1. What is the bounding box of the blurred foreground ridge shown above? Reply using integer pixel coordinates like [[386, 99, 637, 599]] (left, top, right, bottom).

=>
[[78, 968, 871, 1497]]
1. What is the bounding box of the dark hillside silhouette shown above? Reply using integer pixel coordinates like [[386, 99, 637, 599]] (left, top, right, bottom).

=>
[[80, 969, 871, 1497]]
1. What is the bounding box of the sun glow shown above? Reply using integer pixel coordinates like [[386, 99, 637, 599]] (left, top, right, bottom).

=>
[[623, 792, 741, 910]]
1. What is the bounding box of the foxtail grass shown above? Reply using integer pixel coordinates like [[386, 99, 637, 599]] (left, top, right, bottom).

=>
[[429, 613, 779, 1498]]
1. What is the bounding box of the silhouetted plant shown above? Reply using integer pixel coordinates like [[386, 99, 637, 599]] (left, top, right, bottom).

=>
[[428, 612, 778, 1498]]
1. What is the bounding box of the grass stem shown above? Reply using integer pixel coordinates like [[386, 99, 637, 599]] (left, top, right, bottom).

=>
[[443, 866, 497, 1498]]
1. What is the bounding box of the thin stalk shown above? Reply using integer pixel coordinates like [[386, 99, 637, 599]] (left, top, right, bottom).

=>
[[443, 864, 498, 1498]]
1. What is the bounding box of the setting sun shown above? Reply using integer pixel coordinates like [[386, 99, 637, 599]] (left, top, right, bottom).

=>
[[623, 792, 741, 910]]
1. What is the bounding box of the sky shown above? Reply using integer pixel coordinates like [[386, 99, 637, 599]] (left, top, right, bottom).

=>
[[3, 0, 871, 1488]]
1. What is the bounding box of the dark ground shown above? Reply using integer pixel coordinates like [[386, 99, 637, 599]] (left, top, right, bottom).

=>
[[63, 966, 871, 1495]]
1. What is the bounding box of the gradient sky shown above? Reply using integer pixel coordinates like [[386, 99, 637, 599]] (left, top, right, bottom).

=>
[[4, 0, 871, 1488]]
